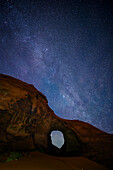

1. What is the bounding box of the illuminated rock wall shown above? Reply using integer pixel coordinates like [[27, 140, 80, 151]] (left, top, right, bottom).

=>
[[0, 74, 113, 169]]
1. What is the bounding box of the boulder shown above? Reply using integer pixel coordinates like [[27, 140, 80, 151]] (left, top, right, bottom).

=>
[[0, 74, 113, 169]]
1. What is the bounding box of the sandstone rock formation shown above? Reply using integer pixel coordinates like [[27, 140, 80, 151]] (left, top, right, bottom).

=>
[[0, 74, 113, 169]]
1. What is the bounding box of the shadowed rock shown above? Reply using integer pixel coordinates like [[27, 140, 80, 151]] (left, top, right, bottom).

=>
[[0, 74, 113, 169]]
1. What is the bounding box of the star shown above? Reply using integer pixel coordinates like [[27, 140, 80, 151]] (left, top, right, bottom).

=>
[[0, 0, 113, 133]]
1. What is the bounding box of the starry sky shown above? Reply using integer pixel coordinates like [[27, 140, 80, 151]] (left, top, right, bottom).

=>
[[0, 0, 113, 133]]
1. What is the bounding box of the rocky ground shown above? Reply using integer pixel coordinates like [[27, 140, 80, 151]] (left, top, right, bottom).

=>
[[0, 151, 107, 170]]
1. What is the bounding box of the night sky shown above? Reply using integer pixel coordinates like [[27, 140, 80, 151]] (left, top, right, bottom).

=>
[[0, 0, 113, 133]]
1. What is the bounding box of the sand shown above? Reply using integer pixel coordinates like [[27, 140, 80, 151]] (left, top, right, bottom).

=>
[[0, 151, 107, 170]]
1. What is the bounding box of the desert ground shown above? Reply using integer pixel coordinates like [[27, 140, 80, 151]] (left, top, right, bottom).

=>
[[0, 151, 107, 170]]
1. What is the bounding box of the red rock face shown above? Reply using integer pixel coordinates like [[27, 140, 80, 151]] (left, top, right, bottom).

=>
[[0, 74, 113, 169]]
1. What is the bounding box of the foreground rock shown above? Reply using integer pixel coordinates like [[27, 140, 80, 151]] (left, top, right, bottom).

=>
[[0, 74, 113, 169], [0, 151, 107, 170]]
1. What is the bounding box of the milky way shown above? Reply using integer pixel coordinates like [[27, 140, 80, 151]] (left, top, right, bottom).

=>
[[0, 0, 113, 133]]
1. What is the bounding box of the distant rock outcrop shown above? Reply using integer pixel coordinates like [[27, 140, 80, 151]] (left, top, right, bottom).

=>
[[0, 74, 113, 169]]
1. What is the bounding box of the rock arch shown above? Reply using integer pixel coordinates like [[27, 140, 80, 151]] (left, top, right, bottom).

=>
[[47, 125, 82, 156]]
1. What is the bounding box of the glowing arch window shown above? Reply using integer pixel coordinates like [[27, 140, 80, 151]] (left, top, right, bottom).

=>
[[50, 130, 64, 149]]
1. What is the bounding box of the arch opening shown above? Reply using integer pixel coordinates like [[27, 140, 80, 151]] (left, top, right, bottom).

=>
[[50, 130, 65, 149]]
